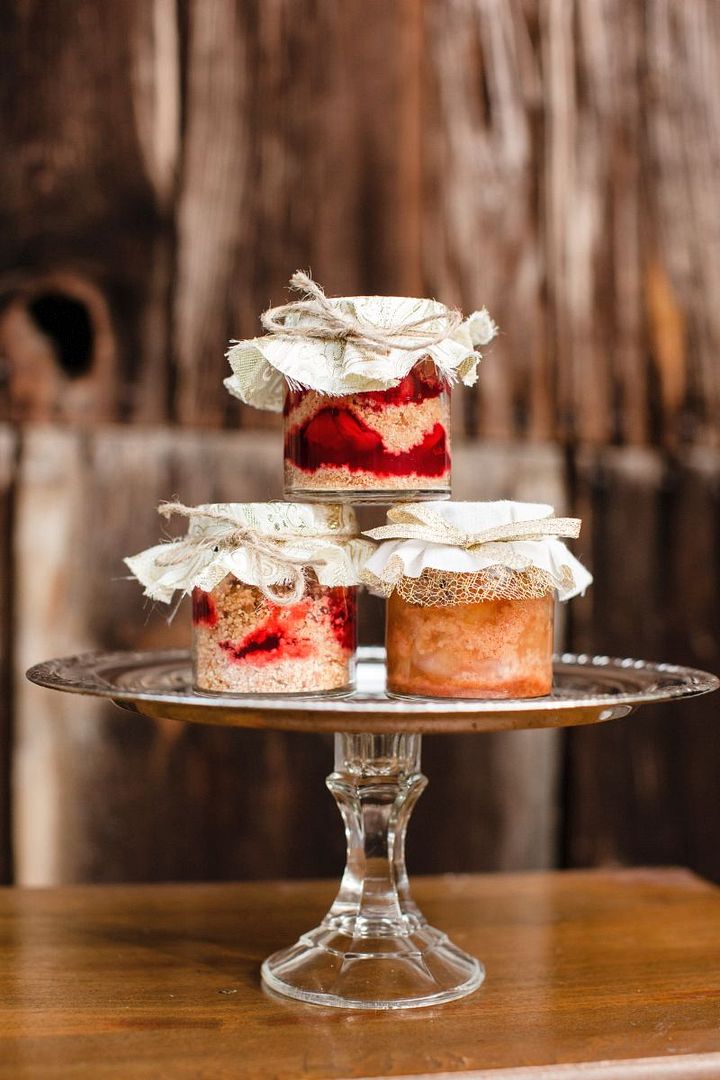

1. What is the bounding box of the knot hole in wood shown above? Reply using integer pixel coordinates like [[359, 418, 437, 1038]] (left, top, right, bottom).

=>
[[0, 273, 116, 422]]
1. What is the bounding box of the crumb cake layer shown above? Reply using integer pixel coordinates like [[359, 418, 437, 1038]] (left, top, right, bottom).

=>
[[386, 591, 554, 699], [283, 361, 451, 493], [192, 574, 356, 693]]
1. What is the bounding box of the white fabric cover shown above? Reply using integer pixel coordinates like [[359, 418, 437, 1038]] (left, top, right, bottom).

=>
[[225, 296, 497, 411], [125, 502, 374, 603], [362, 501, 592, 602]]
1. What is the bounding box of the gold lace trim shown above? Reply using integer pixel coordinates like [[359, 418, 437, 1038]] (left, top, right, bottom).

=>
[[392, 566, 568, 607]]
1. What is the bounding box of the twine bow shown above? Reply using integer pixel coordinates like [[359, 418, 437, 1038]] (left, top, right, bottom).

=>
[[364, 505, 581, 550], [260, 271, 463, 357], [156, 502, 329, 605]]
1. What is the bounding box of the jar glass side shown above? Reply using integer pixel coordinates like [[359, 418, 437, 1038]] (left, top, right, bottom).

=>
[[283, 359, 451, 503], [192, 574, 357, 695], [385, 589, 555, 700]]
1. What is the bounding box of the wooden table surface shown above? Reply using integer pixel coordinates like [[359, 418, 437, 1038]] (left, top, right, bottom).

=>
[[1, 869, 720, 1079]]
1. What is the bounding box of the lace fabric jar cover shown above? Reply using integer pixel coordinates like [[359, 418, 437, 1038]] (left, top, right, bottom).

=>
[[363, 501, 592, 700], [224, 272, 497, 504], [125, 502, 374, 695]]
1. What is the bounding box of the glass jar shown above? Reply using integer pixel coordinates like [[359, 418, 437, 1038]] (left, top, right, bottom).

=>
[[283, 359, 451, 503], [192, 572, 357, 695], [386, 586, 555, 699]]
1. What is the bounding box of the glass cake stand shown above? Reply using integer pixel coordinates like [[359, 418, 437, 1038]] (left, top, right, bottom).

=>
[[27, 647, 718, 1011]]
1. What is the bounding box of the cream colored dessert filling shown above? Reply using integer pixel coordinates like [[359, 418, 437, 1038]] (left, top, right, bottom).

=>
[[386, 591, 554, 699], [285, 393, 449, 455], [193, 575, 354, 694], [284, 461, 450, 492]]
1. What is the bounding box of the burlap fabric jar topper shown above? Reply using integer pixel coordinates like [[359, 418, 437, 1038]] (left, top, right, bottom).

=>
[[362, 502, 592, 606]]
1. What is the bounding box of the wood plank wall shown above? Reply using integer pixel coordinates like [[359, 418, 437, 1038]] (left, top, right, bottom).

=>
[[1, 0, 719, 884]]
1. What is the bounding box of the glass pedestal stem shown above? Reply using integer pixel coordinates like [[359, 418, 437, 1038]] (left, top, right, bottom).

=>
[[325, 732, 426, 935], [261, 732, 484, 1010]]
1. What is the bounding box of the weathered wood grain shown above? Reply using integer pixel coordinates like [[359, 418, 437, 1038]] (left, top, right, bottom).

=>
[[14, 426, 343, 885], [425, 0, 549, 441], [663, 449, 720, 880], [424, 0, 720, 446], [173, 1, 427, 428], [645, 0, 720, 446], [564, 447, 720, 879], [172, 0, 250, 428], [3, 1, 720, 442], [541, 0, 646, 445], [14, 427, 99, 884], [564, 447, 668, 868], [0, 0, 177, 424]]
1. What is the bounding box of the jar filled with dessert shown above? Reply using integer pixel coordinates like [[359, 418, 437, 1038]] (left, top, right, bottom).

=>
[[363, 501, 592, 700], [224, 272, 497, 504], [282, 358, 451, 502], [125, 501, 375, 695]]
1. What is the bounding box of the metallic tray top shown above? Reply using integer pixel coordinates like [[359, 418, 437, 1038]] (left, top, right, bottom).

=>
[[26, 647, 718, 734]]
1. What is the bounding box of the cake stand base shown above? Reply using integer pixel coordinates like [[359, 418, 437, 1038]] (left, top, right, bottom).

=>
[[262, 924, 483, 1010], [260, 731, 484, 1009]]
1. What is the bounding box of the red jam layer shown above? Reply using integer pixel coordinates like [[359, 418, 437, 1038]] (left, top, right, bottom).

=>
[[214, 587, 356, 667], [286, 408, 448, 479], [192, 588, 218, 627], [358, 365, 445, 408], [219, 600, 313, 667], [285, 364, 450, 480], [325, 586, 357, 651]]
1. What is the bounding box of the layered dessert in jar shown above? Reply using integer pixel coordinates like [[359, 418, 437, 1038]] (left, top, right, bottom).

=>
[[125, 500, 374, 696], [283, 360, 451, 500], [192, 572, 356, 693], [363, 500, 592, 700], [224, 272, 497, 503]]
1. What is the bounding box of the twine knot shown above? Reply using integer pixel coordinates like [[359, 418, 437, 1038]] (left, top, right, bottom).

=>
[[259, 271, 463, 357], [156, 501, 328, 606]]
